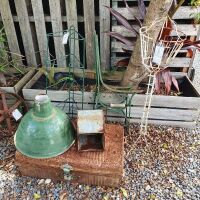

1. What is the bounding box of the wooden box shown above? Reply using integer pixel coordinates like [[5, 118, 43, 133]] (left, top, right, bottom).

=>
[[23, 72, 200, 128], [15, 124, 124, 187]]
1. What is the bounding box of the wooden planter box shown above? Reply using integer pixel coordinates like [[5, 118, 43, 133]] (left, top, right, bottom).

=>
[[23, 72, 200, 129], [0, 68, 35, 94]]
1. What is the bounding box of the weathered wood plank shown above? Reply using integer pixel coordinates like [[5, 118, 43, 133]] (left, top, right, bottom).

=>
[[24, 98, 198, 122], [112, 41, 188, 53], [23, 85, 200, 110], [25, 99, 197, 128], [49, 0, 66, 67], [0, 0, 23, 65], [114, 6, 200, 20], [112, 24, 200, 37], [99, 0, 110, 70], [111, 57, 191, 68], [15, 0, 37, 66], [83, 0, 95, 69], [0, 15, 100, 23], [65, 0, 80, 65], [31, 0, 50, 66]]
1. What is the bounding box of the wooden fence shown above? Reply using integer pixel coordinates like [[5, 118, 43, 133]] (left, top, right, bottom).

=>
[[111, 0, 200, 72], [0, 0, 110, 69], [0, 0, 200, 71]]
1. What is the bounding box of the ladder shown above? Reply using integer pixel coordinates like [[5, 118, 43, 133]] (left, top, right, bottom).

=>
[[140, 73, 156, 135]]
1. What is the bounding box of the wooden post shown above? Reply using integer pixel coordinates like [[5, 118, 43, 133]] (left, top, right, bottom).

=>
[[99, 0, 110, 70], [65, 0, 80, 67], [83, 0, 95, 69], [49, 0, 66, 67], [0, 0, 23, 65], [31, 0, 50, 67], [15, 0, 37, 67]]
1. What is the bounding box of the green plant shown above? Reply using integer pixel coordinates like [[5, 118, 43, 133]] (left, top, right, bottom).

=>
[[190, 0, 200, 23], [0, 27, 25, 86], [190, 0, 200, 6], [38, 66, 74, 88]]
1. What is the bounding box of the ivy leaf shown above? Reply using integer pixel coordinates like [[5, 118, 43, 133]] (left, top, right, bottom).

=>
[[120, 187, 128, 198]]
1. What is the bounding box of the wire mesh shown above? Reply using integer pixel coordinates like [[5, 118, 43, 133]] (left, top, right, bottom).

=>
[[139, 18, 187, 136], [44, 26, 86, 118]]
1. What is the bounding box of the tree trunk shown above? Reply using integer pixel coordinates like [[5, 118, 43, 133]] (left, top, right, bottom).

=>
[[121, 0, 174, 88]]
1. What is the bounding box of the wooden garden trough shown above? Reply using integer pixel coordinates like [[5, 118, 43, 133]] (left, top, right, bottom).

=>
[[0, 68, 35, 94], [22, 70, 200, 129]]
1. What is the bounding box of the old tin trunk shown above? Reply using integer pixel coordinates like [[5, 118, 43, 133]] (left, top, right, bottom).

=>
[[15, 124, 124, 187]]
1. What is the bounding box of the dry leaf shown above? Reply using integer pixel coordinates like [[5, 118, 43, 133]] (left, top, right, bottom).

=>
[[33, 193, 41, 200], [0, 72, 6, 85], [176, 188, 183, 198], [148, 194, 158, 200], [120, 187, 128, 198], [59, 192, 68, 200], [103, 195, 109, 200], [162, 143, 168, 149]]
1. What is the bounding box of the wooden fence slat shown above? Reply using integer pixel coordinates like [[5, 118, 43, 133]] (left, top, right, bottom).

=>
[[0, 0, 23, 65], [15, 0, 37, 66], [31, 0, 50, 66], [112, 41, 188, 53], [49, 0, 66, 67], [65, 0, 80, 66], [114, 6, 200, 20], [0, 16, 99, 23], [83, 0, 95, 69], [112, 24, 200, 37], [111, 57, 191, 68], [99, 0, 110, 70]]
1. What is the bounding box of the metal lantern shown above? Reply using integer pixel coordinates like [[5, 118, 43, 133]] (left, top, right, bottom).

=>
[[14, 94, 75, 159]]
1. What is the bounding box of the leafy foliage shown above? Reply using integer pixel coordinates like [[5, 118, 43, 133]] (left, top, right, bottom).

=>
[[106, 0, 180, 95], [155, 69, 179, 95], [190, 0, 200, 7], [190, 0, 200, 23], [0, 27, 24, 86]]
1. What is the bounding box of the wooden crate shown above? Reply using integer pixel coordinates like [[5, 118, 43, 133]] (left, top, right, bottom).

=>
[[15, 124, 124, 187], [0, 69, 35, 94]]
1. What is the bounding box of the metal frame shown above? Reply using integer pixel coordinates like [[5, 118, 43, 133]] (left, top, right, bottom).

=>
[[93, 32, 135, 127], [44, 26, 86, 118]]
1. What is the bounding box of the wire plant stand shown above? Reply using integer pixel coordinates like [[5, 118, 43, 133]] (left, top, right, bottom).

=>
[[44, 26, 86, 118], [139, 18, 187, 139]]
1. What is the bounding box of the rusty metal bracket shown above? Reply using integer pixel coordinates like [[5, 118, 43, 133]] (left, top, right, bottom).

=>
[[0, 90, 28, 136]]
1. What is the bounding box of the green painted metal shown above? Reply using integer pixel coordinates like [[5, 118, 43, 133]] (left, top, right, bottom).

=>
[[45, 26, 86, 118], [93, 32, 135, 128], [14, 95, 75, 159]]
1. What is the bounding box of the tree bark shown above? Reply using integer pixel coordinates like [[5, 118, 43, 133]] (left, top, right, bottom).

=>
[[121, 0, 174, 88]]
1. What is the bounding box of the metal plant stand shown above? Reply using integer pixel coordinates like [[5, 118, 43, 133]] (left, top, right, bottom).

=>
[[44, 26, 85, 118], [93, 32, 137, 128], [138, 18, 186, 140]]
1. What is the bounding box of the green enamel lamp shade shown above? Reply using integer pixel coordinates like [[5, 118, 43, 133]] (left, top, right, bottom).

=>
[[14, 95, 75, 159]]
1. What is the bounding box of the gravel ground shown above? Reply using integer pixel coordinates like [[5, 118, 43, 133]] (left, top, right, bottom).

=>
[[0, 124, 200, 200], [192, 51, 200, 93]]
